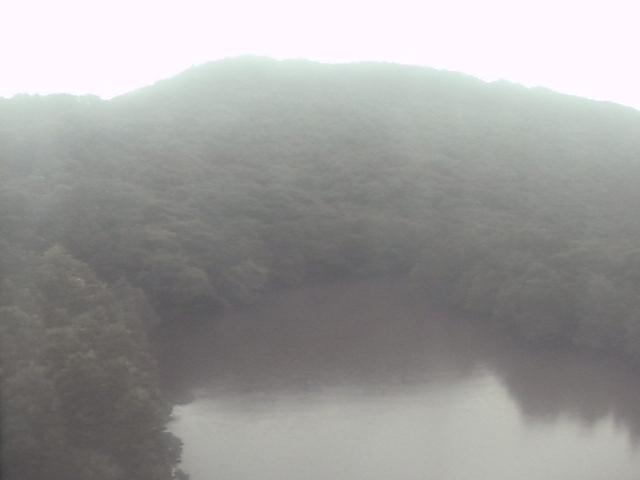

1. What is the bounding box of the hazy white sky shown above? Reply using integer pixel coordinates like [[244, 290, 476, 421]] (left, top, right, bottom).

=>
[[1, 0, 639, 109]]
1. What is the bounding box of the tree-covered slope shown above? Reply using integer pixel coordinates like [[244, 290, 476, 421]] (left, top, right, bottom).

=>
[[2, 57, 640, 479]]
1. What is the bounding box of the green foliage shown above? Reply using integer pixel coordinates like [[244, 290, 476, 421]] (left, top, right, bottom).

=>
[[1, 249, 180, 480], [2, 57, 640, 478]]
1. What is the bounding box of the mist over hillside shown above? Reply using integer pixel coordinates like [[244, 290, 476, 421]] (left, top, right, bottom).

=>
[[2, 57, 640, 480]]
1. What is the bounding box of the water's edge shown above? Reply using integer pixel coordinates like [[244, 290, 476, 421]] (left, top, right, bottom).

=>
[[159, 279, 640, 480]]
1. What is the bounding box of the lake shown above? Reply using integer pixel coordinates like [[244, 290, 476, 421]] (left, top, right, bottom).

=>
[[158, 279, 640, 479]]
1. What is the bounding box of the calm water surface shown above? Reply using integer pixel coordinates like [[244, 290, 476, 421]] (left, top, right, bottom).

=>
[[159, 280, 640, 480]]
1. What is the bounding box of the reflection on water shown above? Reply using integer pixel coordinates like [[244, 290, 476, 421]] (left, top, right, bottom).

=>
[[158, 279, 640, 479]]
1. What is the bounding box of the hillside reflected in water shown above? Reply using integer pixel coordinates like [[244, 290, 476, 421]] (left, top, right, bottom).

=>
[[158, 279, 640, 479]]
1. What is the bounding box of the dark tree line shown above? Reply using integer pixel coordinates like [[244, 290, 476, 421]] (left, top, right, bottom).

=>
[[1, 57, 640, 478]]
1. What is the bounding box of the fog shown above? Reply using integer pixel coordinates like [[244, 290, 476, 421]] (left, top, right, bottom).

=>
[[2, 1, 640, 110], [2, 56, 640, 479]]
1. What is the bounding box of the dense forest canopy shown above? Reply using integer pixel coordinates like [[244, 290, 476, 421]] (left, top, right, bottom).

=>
[[2, 57, 640, 479]]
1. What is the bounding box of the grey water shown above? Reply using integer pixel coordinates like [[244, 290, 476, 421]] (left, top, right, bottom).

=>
[[160, 279, 640, 480]]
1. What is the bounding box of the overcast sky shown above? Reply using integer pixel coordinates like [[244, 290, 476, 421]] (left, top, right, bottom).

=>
[[2, 0, 639, 110]]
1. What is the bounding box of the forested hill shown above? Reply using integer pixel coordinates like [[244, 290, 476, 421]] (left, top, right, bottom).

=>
[[2, 57, 640, 479]]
